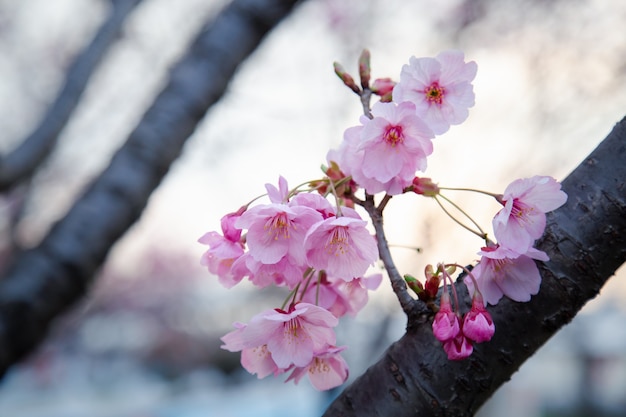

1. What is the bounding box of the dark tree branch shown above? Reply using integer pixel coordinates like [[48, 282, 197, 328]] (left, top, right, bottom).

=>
[[0, 0, 143, 191], [0, 0, 305, 377], [323, 117, 626, 416]]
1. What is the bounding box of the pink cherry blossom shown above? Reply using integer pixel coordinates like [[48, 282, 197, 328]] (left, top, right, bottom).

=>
[[393, 50, 477, 135], [432, 291, 461, 342], [286, 345, 349, 391], [328, 102, 434, 195], [443, 334, 474, 360], [462, 294, 495, 343], [359, 101, 434, 180], [301, 273, 382, 318], [236, 203, 322, 265], [198, 211, 245, 288], [231, 252, 306, 289], [241, 345, 283, 378], [464, 244, 549, 306], [304, 216, 378, 280], [266, 175, 290, 203], [222, 303, 338, 369], [493, 175, 567, 254]]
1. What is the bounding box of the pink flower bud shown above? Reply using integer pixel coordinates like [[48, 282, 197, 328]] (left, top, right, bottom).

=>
[[412, 177, 440, 197], [443, 334, 474, 360], [371, 77, 396, 96], [432, 293, 460, 342], [462, 295, 495, 343]]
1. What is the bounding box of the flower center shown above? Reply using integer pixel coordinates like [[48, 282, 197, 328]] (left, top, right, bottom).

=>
[[383, 125, 404, 146], [326, 226, 350, 256], [425, 82, 445, 104], [309, 357, 331, 375], [510, 200, 534, 228], [265, 212, 292, 240]]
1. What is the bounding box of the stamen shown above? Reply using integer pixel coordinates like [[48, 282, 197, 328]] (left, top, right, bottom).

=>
[[425, 82, 445, 104]]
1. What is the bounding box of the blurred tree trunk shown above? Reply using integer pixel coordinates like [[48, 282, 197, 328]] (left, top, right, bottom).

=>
[[0, 0, 305, 377], [323, 118, 626, 416]]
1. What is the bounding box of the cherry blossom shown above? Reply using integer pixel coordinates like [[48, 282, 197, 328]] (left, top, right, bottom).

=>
[[393, 50, 477, 135], [464, 244, 549, 306], [304, 216, 378, 280], [301, 272, 382, 318], [286, 345, 349, 390], [329, 101, 434, 195], [221, 303, 338, 369], [236, 203, 322, 265], [198, 211, 245, 288], [493, 175, 568, 254]]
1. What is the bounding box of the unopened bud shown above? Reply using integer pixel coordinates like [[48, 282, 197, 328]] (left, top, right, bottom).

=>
[[333, 62, 360, 94], [412, 177, 440, 197], [358, 49, 371, 89], [404, 274, 424, 297]]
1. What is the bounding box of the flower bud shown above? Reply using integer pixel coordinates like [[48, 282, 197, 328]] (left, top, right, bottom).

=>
[[404, 274, 424, 297], [358, 49, 371, 89], [462, 294, 495, 343], [412, 177, 440, 197], [432, 292, 460, 342], [443, 334, 473, 360], [333, 62, 360, 94]]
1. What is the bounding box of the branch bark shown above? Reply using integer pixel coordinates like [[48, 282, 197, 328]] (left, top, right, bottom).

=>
[[0, 0, 143, 191], [323, 117, 626, 416], [0, 0, 305, 377]]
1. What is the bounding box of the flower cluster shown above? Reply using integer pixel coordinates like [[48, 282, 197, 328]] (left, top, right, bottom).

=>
[[199, 50, 568, 387], [330, 50, 477, 195], [464, 176, 567, 307], [199, 176, 381, 390]]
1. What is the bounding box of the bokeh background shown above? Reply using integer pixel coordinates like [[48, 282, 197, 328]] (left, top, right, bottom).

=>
[[1, 0, 625, 416]]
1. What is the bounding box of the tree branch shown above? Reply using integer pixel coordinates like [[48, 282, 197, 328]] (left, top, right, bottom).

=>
[[0, 0, 143, 191], [0, 0, 305, 378], [323, 116, 626, 416]]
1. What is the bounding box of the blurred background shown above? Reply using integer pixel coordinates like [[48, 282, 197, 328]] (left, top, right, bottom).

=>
[[1, 0, 626, 416]]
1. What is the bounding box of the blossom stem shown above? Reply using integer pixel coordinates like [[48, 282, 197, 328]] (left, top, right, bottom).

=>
[[434, 194, 487, 240], [438, 186, 500, 198], [441, 266, 460, 312], [361, 194, 416, 316], [377, 194, 392, 212], [360, 88, 373, 119]]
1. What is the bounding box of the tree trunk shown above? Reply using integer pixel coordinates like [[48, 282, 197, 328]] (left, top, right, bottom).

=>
[[323, 117, 626, 416], [0, 0, 305, 378]]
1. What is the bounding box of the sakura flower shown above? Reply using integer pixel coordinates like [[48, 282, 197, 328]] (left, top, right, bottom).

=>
[[393, 50, 477, 135], [304, 216, 378, 280], [286, 345, 349, 391], [328, 102, 434, 195], [231, 252, 306, 289], [464, 244, 549, 306], [236, 203, 322, 265], [359, 101, 434, 181], [462, 293, 495, 343], [266, 175, 290, 203], [493, 175, 568, 254], [198, 211, 245, 288], [241, 345, 283, 379], [301, 272, 382, 318], [222, 303, 338, 369]]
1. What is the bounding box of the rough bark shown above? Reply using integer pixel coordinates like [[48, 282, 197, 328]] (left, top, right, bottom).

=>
[[0, 0, 143, 191], [323, 117, 626, 416], [0, 0, 305, 377]]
